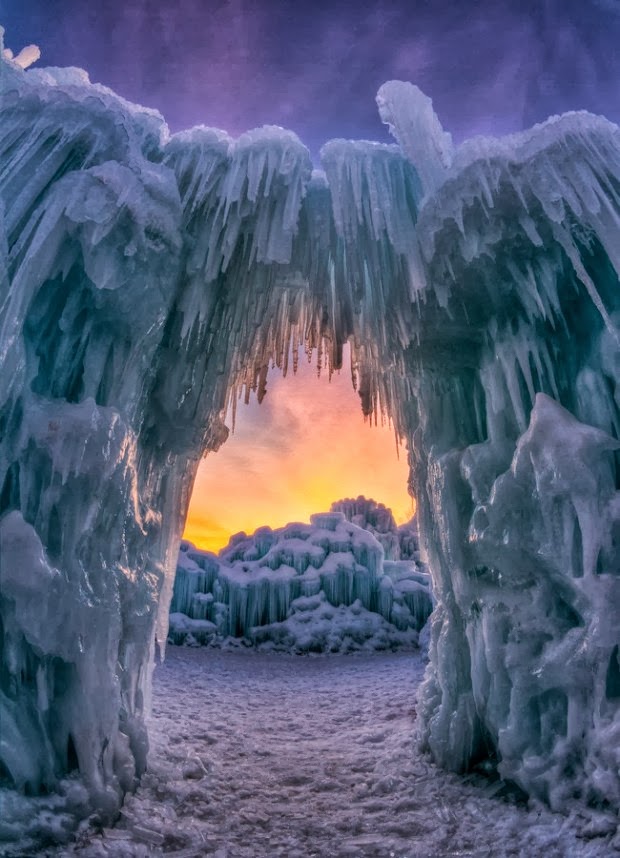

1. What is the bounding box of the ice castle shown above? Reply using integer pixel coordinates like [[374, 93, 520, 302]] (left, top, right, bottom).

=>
[[0, 29, 618, 833]]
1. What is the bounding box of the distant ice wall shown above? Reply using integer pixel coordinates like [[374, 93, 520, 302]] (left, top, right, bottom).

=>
[[0, 30, 618, 838], [169, 509, 432, 648]]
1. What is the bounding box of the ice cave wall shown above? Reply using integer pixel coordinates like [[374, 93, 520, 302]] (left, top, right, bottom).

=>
[[0, 38, 619, 824], [0, 45, 342, 816], [388, 109, 620, 808]]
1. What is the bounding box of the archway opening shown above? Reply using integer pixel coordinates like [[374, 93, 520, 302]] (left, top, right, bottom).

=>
[[184, 343, 415, 553], [170, 341, 431, 654]]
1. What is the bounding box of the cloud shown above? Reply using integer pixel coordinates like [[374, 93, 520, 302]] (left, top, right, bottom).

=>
[[10, 0, 618, 156]]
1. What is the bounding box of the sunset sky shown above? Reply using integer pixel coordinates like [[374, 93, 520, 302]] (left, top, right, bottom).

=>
[[4, 0, 619, 550], [186, 349, 414, 551]]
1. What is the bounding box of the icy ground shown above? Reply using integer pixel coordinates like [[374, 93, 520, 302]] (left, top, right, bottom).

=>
[[33, 648, 618, 858]]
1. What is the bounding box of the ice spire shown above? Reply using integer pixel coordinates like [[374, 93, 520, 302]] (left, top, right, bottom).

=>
[[0, 26, 40, 69], [376, 80, 454, 199]]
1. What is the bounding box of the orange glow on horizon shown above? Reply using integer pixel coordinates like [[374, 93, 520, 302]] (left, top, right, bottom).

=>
[[183, 349, 415, 553]]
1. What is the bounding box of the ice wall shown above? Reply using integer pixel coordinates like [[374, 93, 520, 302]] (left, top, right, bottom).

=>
[[0, 39, 315, 829], [393, 111, 620, 807], [168, 509, 432, 648], [0, 29, 619, 840], [0, 52, 185, 817]]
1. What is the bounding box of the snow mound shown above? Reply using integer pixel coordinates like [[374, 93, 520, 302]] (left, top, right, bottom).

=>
[[250, 593, 421, 653]]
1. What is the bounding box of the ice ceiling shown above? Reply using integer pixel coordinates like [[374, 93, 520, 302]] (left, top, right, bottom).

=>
[[0, 28, 619, 832]]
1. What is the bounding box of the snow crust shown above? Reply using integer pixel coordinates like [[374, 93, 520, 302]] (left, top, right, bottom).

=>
[[168, 507, 432, 652], [0, 23, 619, 846]]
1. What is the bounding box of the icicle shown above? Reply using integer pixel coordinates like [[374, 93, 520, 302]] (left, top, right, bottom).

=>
[[552, 222, 620, 347]]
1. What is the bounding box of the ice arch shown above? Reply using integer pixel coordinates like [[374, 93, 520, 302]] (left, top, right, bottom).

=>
[[0, 42, 619, 824]]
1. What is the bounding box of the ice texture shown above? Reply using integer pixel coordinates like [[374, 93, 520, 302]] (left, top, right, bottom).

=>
[[168, 506, 432, 651], [330, 495, 422, 561], [26, 649, 620, 857], [0, 22, 619, 843], [376, 80, 454, 198]]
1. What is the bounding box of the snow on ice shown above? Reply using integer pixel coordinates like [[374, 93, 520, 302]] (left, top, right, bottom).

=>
[[168, 500, 432, 652], [0, 24, 619, 850]]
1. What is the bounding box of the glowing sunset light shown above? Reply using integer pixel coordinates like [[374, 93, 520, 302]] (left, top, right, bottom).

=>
[[183, 348, 414, 552]]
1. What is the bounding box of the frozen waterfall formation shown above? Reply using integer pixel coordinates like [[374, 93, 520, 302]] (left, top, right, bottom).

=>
[[1, 33, 619, 831], [169, 502, 431, 652]]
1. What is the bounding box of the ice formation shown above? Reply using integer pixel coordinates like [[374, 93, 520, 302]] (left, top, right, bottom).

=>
[[330, 495, 421, 560], [168, 506, 432, 651], [0, 22, 619, 843]]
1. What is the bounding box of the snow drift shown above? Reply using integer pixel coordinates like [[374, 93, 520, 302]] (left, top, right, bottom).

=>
[[0, 28, 619, 841]]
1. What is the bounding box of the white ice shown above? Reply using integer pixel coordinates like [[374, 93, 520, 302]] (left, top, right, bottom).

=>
[[1, 21, 619, 847]]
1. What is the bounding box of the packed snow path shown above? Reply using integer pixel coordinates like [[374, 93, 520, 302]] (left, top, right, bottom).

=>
[[56, 649, 616, 858]]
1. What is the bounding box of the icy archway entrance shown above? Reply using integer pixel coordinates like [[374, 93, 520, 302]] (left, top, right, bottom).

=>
[[1, 37, 619, 833]]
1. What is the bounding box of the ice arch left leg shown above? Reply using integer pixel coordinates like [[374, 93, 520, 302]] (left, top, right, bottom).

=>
[[1, 53, 619, 823]]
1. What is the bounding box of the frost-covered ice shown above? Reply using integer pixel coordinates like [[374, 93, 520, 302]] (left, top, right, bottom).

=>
[[25, 647, 620, 858], [1, 19, 619, 847], [330, 496, 421, 561], [248, 593, 423, 653], [168, 504, 432, 651]]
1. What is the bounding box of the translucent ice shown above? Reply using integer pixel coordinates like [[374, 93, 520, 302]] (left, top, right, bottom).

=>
[[418, 394, 620, 807], [169, 508, 432, 649]]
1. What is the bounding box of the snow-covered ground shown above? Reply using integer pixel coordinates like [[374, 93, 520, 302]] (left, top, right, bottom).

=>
[[32, 647, 618, 858]]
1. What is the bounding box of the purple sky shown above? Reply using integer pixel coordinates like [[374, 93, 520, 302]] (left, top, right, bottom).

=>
[[4, 0, 620, 160]]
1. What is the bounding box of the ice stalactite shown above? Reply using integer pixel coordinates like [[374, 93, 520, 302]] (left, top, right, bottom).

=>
[[0, 24, 619, 845]]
